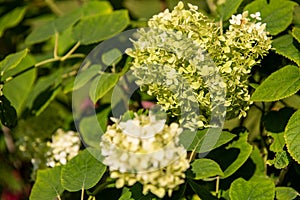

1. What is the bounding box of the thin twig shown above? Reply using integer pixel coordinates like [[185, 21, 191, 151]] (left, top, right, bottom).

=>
[[61, 42, 81, 61], [54, 32, 59, 58], [45, 0, 63, 16]]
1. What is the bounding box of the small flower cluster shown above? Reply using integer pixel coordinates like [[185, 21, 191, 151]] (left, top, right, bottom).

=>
[[100, 112, 189, 198], [126, 2, 271, 128], [46, 128, 81, 167], [19, 129, 81, 170]]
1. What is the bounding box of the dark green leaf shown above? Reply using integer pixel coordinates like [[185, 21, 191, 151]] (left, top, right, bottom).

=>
[[217, 0, 243, 21], [251, 65, 300, 101], [272, 35, 300, 66], [188, 179, 218, 200], [30, 166, 64, 200], [285, 109, 300, 164], [0, 95, 17, 128], [229, 177, 275, 200], [72, 10, 130, 45], [244, 0, 297, 35], [89, 73, 119, 103], [191, 158, 224, 180], [61, 149, 106, 191], [276, 187, 299, 200], [0, 7, 27, 37]]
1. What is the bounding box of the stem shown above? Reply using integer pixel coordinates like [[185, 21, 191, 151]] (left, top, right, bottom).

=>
[[61, 42, 81, 61], [91, 180, 115, 196], [45, 0, 63, 16], [215, 176, 220, 197], [81, 187, 85, 200], [188, 150, 196, 163], [54, 32, 59, 58], [57, 195, 62, 200], [276, 164, 290, 186], [35, 57, 60, 67]]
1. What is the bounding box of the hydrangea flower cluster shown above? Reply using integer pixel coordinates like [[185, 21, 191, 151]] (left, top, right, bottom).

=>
[[19, 128, 81, 170], [126, 2, 272, 128], [46, 128, 81, 167], [100, 112, 189, 198]]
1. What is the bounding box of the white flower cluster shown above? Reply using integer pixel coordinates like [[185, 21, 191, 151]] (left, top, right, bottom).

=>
[[46, 128, 81, 167], [127, 1, 272, 125], [100, 113, 189, 198]]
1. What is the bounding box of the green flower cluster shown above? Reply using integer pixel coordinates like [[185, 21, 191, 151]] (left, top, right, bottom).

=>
[[126, 1, 272, 128], [100, 112, 189, 198]]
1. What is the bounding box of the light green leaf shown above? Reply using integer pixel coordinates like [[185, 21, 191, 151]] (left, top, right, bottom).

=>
[[102, 48, 122, 66], [268, 151, 290, 169], [251, 65, 300, 102], [119, 187, 133, 200], [191, 158, 224, 180], [267, 132, 285, 153], [229, 177, 275, 200], [184, 129, 236, 153], [222, 132, 252, 178], [285, 109, 300, 164], [292, 27, 300, 43], [276, 187, 299, 200], [30, 166, 64, 200], [3, 68, 36, 116], [61, 149, 106, 191], [0, 7, 27, 37], [272, 35, 300, 66], [79, 107, 110, 148], [72, 10, 130, 45], [73, 64, 102, 91], [217, 0, 243, 21], [250, 146, 266, 176], [244, 0, 297, 35], [0, 49, 29, 77], [89, 73, 119, 103]]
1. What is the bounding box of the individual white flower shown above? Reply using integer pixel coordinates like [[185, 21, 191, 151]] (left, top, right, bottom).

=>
[[229, 13, 242, 25], [250, 12, 261, 20]]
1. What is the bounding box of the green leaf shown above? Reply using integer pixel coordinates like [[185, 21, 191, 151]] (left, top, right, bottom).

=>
[[276, 187, 299, 200], [244, 0, 297, 35], [187, 179, 218, 200], [61, 149, 106, 191], [229, 177, 275, 200], [25, 1, 113, 44], [119, 187, 133, 200], [0, 49, 29, 77], [73, 64, 102, 91], [72, 10, 130, 45], [268, 151, 290, 169], [191, 158, 224, 180], [0, 95, 17, 128], [30, 166, 64, 200], [25, 69, 62, 115], [222, 132, 253, 178], [184, 129, 236, 153], [217, 0, 243, 21], [102, 48, 122, 66], [250, 146, 266, 176], [3, 67, 36, 116], [79, 106, 110, 148], [0, 7, 27, 37], [285, 109, 300, 164], [292, 27, 300, 43], [272, 35, 300, 66], [89, 73, 119, 103], [251, 65, 300, 102], [267, 132, 285, 153]]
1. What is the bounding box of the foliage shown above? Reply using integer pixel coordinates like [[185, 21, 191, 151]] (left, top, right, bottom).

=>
[[0, 0, 299, 200]]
